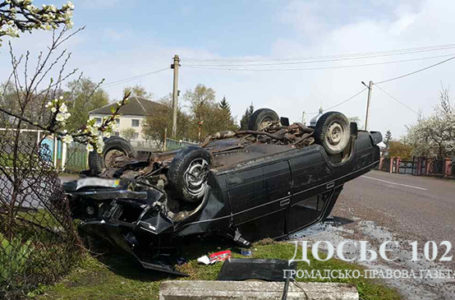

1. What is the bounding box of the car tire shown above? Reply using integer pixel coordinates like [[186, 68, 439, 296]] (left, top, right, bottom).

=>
[[314, 112, 351, 155], [248, 108, 280, 130], [88, 136, 136, 175], [167, 146, 211, 203]]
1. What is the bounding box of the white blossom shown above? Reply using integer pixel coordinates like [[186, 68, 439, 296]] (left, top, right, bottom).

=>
[[0, 0, 74, 45], [55, 111, 70, 122], [62, 135, 73, 144], [59, 103, 68, 113], [66, 1, 74, 10]]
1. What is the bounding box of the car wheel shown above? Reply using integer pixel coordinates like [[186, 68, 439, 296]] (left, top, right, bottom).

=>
[[167, 146, 211, 203], [88, 137, 136, 175], [314, 112, 351, 155], [248, 108, 280, 130]]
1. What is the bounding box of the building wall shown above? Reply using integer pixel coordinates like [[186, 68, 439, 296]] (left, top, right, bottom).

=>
[[89, 113, 146, 142]]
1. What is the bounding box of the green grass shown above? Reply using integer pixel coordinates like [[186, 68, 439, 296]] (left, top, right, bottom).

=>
[[32, 239, 401, 300]]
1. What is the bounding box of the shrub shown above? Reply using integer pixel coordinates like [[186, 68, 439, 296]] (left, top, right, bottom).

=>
[[0, 234, 34, 290]]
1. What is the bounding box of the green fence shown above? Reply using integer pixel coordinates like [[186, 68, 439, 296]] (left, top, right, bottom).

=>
[[62, 140, 196, 173], [64, 142, 87, 173], [165, 138, 197, 151]]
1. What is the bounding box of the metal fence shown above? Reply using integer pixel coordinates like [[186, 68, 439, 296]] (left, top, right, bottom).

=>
[[0, 130, 81, 298], [381, 156, 453, 178], [398, 160, 415, 175]]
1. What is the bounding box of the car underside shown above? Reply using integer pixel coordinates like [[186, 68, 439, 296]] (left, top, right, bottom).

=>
[[63, 109, 382, 274]]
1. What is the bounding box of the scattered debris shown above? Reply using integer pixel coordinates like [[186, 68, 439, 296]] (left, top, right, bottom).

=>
[[209, 250, 231, 263], [232, 247, 252, 256], [197, 250, 232, 265], [197, 255, 212, 265]]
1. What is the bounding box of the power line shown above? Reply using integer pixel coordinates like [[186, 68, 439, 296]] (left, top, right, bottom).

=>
[[183, 43, 455, 63], [376, 55, 455, 84], [183, 53, 455, 72], [101, 67, 169, 88], [308, 88, 367, 115], [186, 46, 455, 67], [374, 84, 420, 115]]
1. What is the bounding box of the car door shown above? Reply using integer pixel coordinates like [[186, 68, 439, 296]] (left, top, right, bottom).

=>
[[227, 160, 291, 241], [286, 148, 334, 233]]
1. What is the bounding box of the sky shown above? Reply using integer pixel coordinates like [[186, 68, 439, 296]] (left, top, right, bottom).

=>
[[2, 0, 455, 138]]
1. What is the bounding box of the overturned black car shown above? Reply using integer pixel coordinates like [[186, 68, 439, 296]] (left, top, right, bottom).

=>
[[63, 109, 381, 274]]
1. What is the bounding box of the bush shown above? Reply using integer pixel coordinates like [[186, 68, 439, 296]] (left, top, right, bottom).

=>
[[0, 234, 34, 287]]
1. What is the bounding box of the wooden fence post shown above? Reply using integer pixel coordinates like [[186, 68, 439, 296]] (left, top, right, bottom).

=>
[[426, 158, 432, 176], [444, 158, 452, 177]]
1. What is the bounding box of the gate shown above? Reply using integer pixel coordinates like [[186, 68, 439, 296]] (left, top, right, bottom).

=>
[[398, 160, 415, 174], [381, 158, 390, 172], [429, 159, 445, 176]]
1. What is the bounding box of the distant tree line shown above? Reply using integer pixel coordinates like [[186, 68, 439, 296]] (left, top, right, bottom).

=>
[[0, 77, 109, 133], [143, 84, 255, 142], [1, 78, 261, 143]]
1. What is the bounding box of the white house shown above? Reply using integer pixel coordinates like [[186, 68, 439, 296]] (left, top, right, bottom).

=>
[[89, 96, 162, 144]]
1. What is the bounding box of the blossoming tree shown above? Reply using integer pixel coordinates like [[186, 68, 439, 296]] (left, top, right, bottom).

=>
[[406, 88, 455, 158], [0, 0, 74, 46]]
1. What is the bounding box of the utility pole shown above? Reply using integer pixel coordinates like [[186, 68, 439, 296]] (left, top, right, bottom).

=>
[[171, 55, 180, 138], [362, 80, 373, 131]]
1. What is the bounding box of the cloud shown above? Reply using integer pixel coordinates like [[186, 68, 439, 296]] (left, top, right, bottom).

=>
[[267, 0, 455, 136]]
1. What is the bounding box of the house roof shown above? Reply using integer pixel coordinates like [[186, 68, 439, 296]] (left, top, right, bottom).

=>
[[89, 96, 163, 116]]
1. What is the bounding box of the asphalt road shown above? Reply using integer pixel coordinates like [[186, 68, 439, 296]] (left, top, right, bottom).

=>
[[335, 170, 455, 244], [297, 170, 455, 299]]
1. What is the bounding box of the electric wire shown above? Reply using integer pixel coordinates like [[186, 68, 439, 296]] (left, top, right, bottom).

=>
[[95, 44, 454, 117], [101, 67, 169, 88], [182, 53, 455, 72], [186, 48, 455, 67], [183, 43, 455, 63], [307, 88, 367, 116], [374, 84, 420, 115], [96, 45, 455, 89], [375, 55, 455, 84]]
